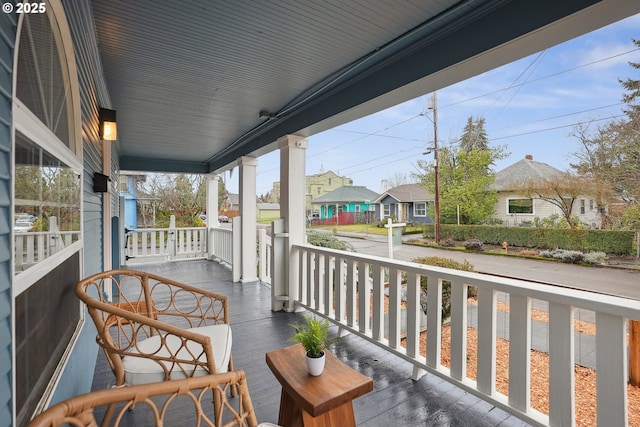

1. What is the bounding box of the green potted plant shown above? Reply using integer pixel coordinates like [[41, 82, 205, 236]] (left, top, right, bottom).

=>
[[289, 315, 340, 376]]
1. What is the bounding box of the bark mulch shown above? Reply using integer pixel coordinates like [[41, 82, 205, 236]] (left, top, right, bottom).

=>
[[397, 300, 640, 427]]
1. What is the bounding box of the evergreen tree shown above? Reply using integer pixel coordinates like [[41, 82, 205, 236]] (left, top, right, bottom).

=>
[[619, 38, 640, 115], [460, 116, 489, 152], [571, 37, 640, 225], [414, 116, 507, 225]]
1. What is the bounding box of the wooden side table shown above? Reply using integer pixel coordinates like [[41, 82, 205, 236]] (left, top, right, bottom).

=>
[[266, 344, 373, 427]]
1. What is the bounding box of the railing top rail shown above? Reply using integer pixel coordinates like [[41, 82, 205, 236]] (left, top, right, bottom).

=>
[[293, 243, 640, 319], [209, 227, 232, 234], [15, 231, 81, 235], [128, 227, 207, 232]]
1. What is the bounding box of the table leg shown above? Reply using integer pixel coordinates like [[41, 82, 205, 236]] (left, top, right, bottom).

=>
[[278, 389, 303, 427], [278, 388, 357, 427], [300, 401, 356, 427]]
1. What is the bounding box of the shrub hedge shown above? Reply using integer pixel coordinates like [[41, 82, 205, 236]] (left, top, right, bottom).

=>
[[422, 224, 634, 255]]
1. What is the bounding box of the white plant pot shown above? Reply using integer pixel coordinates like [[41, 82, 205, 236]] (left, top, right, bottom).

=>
[[306, 351, 326, 376]]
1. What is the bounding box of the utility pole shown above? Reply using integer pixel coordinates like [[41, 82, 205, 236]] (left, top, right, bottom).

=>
[[432, 92, 441, 244]]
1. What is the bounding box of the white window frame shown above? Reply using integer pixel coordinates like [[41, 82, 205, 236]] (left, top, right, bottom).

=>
[[383, 203, 390, 216], [414, 202, 427, 217], [507, 198, 534, 215], [12, 1, 84, 421]]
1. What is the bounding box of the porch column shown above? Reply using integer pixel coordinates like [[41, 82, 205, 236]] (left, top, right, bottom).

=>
[[102, 139, 112, 271], [206, 174, 220, 260], [239, 156, 258, 282], [278, 135, 308, 311]]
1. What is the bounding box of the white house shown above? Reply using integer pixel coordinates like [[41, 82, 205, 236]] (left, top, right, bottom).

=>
[[493, 155, 601, 227]]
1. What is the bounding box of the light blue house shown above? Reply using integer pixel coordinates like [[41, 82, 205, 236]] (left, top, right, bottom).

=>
[[311, 185, 379, 223], [119, 174, 142, 230]]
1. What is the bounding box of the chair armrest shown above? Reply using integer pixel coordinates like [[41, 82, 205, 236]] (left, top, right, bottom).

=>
[[143, 271, 230, 328], [28, 370, 259, 427]]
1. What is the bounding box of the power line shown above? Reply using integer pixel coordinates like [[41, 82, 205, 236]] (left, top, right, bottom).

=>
[[306, 114, 422, 159], [491, 114, 625, 141], [253, 45, 638, 192], [440, 47, 639, 111]]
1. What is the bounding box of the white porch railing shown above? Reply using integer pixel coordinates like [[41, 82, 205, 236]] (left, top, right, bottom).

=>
[[125, 225, 207, 263], [292, 243, 639, 427], [210, 226, 233, 264], [258, 228, 272, 283], [14, 217, 80, 272]]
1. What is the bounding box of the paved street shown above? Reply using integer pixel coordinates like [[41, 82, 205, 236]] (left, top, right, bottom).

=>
[[332, 232, 640, 300]]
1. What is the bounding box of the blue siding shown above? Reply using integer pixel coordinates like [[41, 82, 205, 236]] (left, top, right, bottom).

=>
[[123, 196, 137, 229], [0, 5, 14, 424], [47, 0, 116, 409]]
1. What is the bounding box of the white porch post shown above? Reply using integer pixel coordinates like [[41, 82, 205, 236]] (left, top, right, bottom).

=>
[[239, 156, 258, 282], [102, 139, 112, 271], [206, 174, 220, 260], [278, 135, 308, 311]]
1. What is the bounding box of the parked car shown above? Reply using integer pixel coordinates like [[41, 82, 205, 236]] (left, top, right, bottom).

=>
[[14, 219, 34, 232], [218, 215, 229, 223], [15, 213, 36, 223]]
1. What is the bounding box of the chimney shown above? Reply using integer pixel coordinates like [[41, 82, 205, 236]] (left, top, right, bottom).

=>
[[525, 154, 533, 160]]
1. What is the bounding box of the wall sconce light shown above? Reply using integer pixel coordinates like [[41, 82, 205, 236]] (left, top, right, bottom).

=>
[[99, 108, 117, 141], [93, 172, 110, 193]]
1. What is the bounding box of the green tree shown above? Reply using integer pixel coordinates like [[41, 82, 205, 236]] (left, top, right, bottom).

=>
[[414, 116, 506, 224], [620, 38, 640, 114], [141, 173, 226, 227], [460, 116, 489, 152], [570, 38, 640, 227]]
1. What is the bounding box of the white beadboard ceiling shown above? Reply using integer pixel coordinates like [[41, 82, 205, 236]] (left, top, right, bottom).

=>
[[89, 0, 640, 174]]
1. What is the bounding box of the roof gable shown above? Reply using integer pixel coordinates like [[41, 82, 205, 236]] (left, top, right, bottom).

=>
[[374, 183, 432, 203], [493, 157, 564, 191], [311, 185, 379, 204]]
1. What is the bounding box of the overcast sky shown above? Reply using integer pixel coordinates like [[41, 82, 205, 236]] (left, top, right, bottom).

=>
[[225, 13, 640, 196]]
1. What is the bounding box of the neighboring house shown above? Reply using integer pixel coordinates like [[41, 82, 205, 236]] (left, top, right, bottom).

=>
[[119, 173, 147, 229], [223, 193, 240, 211], [311, 185, 379, 224], [272, 168, 353, 214], [492, 155, 601, 227], [257, 203, 280, 220], [374, 183, 434, 224], [221, 192, 240, 218]]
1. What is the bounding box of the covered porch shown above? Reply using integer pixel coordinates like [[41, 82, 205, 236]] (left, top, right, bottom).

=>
[[90, 259, 531, 427], [6, 1, 640, 426]]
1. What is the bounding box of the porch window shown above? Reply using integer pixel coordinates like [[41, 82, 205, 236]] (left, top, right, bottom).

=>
[[383, 204, 390, 216], [414, 202, 427, 217], [13, 6, 83, 425], [508, 198, 533, 214]]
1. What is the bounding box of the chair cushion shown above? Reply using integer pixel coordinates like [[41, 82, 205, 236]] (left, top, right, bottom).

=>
[[122, 324, 232, 385]]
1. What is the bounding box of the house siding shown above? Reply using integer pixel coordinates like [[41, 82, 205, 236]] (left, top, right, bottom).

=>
[[495, 193, 565, 226], [0, 7, 14, 424], [46, 0, 115, 410]]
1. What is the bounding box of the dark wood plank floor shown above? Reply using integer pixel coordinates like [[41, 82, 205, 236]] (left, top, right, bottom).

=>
[[90, 260, 532, 427]]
